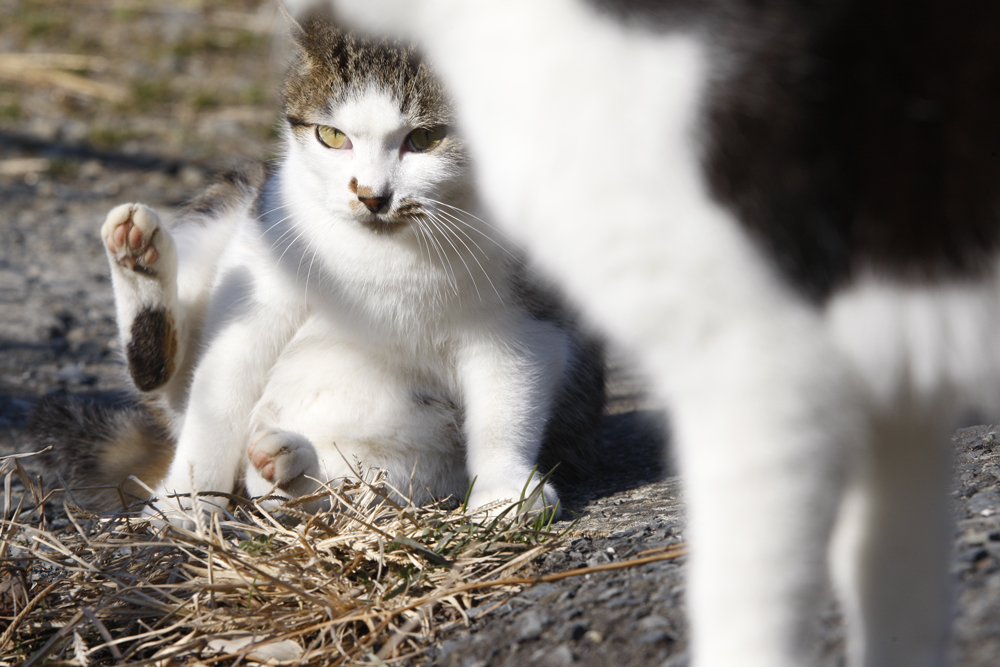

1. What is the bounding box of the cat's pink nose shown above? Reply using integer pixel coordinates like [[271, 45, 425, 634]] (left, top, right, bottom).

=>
[[359, 194, 390, 213]]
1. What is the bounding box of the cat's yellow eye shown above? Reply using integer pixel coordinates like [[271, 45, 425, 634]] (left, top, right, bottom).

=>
[[316, 125, 349, 150], [407, 126, 447, 152]]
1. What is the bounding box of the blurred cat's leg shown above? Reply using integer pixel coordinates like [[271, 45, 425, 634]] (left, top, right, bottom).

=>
[[661, 312, 858, 667], [831, 406, 952, 667]]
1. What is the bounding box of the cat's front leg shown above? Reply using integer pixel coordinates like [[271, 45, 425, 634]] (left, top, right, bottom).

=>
[[148, 269, 306, 527], [661, 316, 859, 667], [458, 321, 566, 517], [102, 203, 181, 392]]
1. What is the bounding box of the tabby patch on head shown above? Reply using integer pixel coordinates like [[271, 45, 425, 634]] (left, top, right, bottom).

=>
[[281, 15, 463, 233], [284, 18, 451, 126]]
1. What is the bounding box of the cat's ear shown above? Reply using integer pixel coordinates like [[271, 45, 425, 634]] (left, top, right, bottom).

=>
[[276, 0, 306, 40]]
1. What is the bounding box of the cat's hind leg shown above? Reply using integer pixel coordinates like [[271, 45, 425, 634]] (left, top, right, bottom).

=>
[[246, 427, 322, 500], [830, 405, 953, 667], [102, 203, 181, 392]]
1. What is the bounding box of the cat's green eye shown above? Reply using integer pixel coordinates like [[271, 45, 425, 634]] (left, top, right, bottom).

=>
[[316, 125, 349, 150], [407, 126, 447, 152]]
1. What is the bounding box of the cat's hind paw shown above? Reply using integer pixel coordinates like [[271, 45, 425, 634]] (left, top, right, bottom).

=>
[[248, 428, 320, 492], [102, 203, 172, 276]]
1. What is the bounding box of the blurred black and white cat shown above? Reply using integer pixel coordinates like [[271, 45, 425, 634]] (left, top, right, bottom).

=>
[[316, 1, 1000, 666]]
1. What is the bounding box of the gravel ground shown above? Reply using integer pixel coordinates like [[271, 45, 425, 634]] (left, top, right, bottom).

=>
[[2, 3, 999, 665]]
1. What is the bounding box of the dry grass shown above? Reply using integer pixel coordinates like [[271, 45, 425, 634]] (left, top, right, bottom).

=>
[[0, 451, 687, 666], [0, 451, 570, 666]]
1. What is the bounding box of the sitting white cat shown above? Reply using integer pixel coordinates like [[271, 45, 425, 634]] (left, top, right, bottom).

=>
[[31, 18, 604, 524]]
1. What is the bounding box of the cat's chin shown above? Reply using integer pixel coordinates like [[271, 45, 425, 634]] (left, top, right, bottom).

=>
[[358, 215, 410, 235]]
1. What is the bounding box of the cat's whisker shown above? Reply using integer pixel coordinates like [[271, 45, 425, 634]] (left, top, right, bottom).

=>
[[276, 229, 308, 273], [418, 216, 462, 297], [410, 216, 445, 280], [254, 203, 302, 240], [266, 218, 302, 252], [424, 213, 483, 303], [409, 217, 430, 268], [432, 213, 506, 307], [420, 197, 521, 244], [413, 218, 460, 299], [254, 201, 296, 222], [303, 239, 320, 308], [434, 209, 498, 265], [416, 197, 526, 266], [428, 212, 507, 307], [261, 200, 327, 251], [265, 198, 329, 254], [293, 226, 313, 281]]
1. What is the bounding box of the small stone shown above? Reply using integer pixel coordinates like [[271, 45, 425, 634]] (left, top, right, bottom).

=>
[[521, 582, 559, 601], [637, 614, 672, 632], [587, 551, 611, 568], [610, 526, 639, 539], [594, 585, 620, 602], [544, 551, 568, 568], [466, 604, 491, 619], [515, 611, 544, 642], [662, 652, 690, 667], [639, 630, 671, 645], [539, 645, 574, 667], [436, 639, 459, 663], [957, 548, 989, 564]]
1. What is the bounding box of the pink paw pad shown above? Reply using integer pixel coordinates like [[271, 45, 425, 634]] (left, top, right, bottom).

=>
[[103, 204, 161, 271], [248, 441, 278, 482]]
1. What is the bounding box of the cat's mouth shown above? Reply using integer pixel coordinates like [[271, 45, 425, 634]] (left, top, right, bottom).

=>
[[355, 199, 423, 235]]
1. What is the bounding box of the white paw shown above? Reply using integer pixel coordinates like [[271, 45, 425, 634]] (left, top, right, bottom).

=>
[[467, 480, 562, 521], [248, 428, 318, 490], [143, 487, 226, 532], [102, 203, 171, 275]]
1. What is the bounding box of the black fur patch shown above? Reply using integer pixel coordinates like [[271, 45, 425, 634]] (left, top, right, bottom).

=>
[[590, 0, 1000, 302], [127, 307, 176, 392]]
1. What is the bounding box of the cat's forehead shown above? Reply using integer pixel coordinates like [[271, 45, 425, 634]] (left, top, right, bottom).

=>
[[331, 89, 409, 138], [283, 18, 451, 128]]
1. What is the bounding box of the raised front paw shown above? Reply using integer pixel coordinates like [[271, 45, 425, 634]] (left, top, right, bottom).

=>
[[102, 203, 170, 275], [248, 428, 319, 492]]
